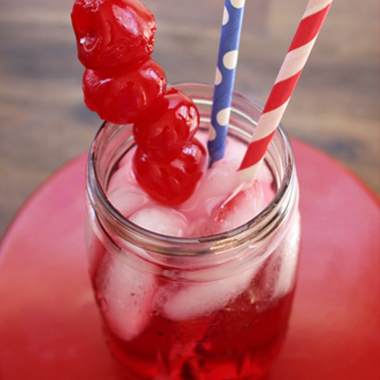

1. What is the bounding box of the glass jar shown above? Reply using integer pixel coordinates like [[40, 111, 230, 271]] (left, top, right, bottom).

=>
[[86, 83, 301, 380]]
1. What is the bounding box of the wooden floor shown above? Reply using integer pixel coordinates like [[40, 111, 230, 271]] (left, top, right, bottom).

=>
[[0, 0, 379, 238]]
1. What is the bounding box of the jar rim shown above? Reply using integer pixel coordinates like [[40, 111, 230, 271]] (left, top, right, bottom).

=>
[[87, 83, 296, 254]]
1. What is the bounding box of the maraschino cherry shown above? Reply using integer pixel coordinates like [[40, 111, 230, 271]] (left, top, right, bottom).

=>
[[71, 0, 207, 205], [133, 88, 200, 161], [83, 59, 167, 124], [134, 138, 207, 206], [71, 0, 156, 72]]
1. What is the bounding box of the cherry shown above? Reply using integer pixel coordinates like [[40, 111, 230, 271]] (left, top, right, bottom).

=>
[[133, 88, 199, 160], [83, 58, 167, 124], [72, 0, 208, 205], [71, 0, 156, 72], [133, 138, 207, 205]]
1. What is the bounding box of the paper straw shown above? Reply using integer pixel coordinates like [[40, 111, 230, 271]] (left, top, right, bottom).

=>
[[208, 0, 246, 166], [238, 0, 333, 180]]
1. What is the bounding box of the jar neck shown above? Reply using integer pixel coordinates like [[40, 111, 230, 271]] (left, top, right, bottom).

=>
[[86, 83, 299, 260]]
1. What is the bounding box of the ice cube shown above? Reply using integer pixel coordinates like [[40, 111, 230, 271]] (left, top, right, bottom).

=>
[[274, 210, 301, 297], [108, 186, 149, 218], [107, 167, 128, 194], [130, 206, 187, 237], [256, 160, 274, 186], [107, 153, 137, 193], [102, 252, 156, 341], [179, 161, 240, 218], [159, 260, 263, 321], [211, 183, 269, 233]]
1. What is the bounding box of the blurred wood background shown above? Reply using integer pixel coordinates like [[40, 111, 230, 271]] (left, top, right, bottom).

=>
[[0, 0, 379, 239]]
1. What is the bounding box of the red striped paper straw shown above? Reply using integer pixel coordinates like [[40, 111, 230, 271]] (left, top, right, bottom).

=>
[[238, 0, 333, 179]]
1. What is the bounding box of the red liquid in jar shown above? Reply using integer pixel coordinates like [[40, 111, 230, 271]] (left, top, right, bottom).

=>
[[88, 235, 296, 380]]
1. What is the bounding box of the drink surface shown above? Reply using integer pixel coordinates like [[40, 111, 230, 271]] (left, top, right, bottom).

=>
[[107, 132, 275, 238], [86, 130, 301, 379]]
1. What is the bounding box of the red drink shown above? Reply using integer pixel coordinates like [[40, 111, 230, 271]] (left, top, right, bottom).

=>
[[91, 234, 296, 379], [85, 84, 301, 380]]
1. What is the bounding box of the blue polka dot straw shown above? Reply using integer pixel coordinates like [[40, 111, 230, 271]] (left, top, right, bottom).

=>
[[208, 0, 246, 166]]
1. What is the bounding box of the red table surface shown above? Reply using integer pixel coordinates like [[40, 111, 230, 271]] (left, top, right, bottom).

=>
[[0, 139, 379, 380]]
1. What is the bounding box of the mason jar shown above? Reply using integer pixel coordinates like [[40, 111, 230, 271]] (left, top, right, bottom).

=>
[[85, 83, 301, 380]]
